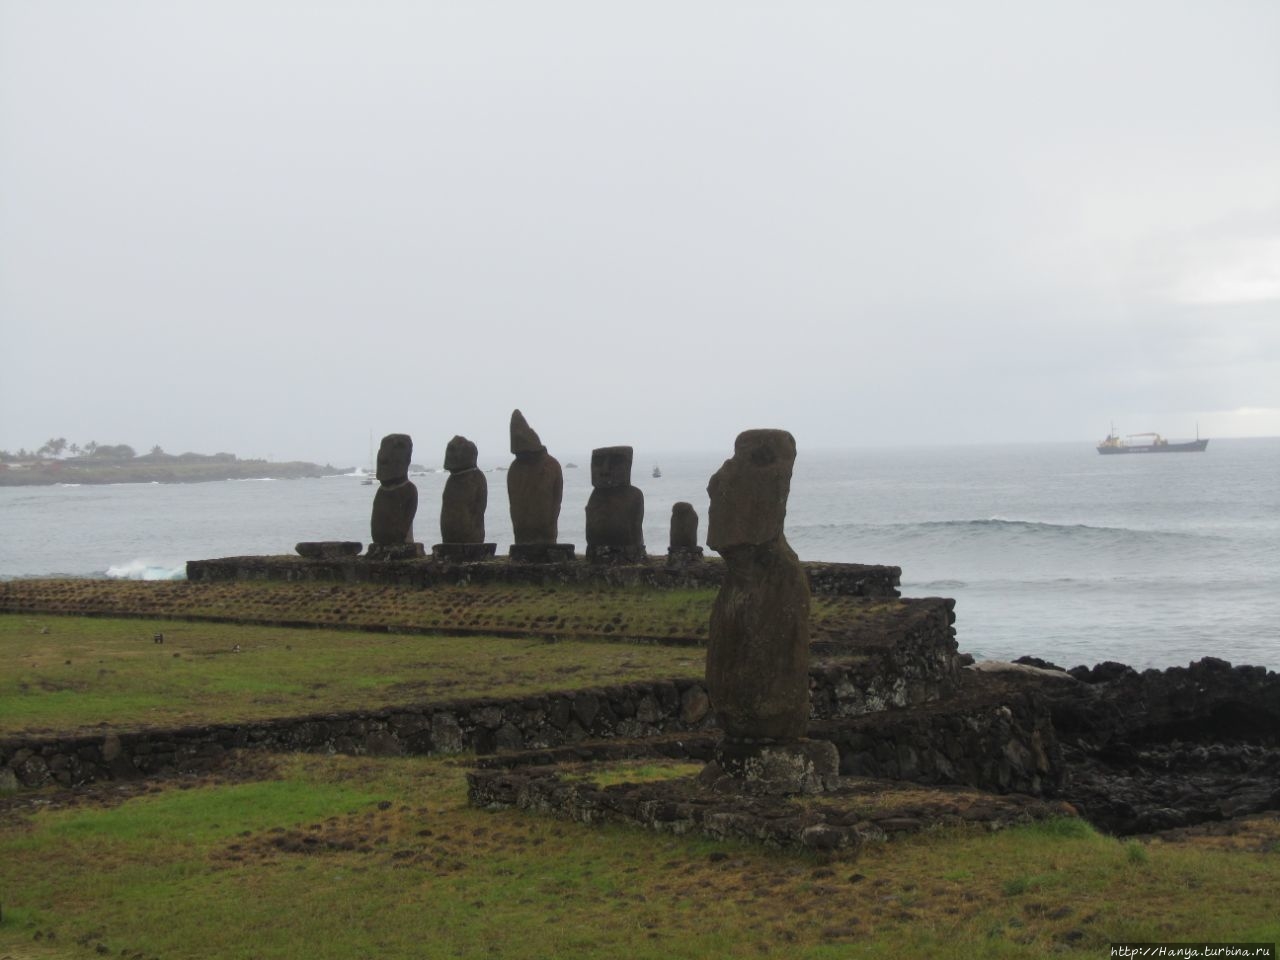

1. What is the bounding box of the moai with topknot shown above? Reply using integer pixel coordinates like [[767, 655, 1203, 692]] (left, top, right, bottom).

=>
[[506, 409, 574, 562]]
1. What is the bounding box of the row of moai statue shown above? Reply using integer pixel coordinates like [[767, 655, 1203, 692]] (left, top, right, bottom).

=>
[[318, 419, 831, 794], [364, 409, 705, 564]]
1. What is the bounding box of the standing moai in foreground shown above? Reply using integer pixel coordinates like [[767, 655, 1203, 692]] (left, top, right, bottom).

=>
[[367, 433, 424, 560], [585, 445, 646, 563], [432, 435, 496, 561], [700, 429, 837, 794], [666, 501, 703, 565], [506, 409, 573, 562]]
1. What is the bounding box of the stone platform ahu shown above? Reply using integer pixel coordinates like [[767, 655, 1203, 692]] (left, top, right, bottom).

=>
[[700, 428, 839, 795]]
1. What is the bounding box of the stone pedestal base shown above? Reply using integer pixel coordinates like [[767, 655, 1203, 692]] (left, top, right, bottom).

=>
[[508, 543, 576, 563], [585, 544, 648, 565], [666, 546, 704, 566], [431, 543, 497, 561], [295, 541, 362, 559], [363, 543, 426, 561], [698, 738, 839, 796]]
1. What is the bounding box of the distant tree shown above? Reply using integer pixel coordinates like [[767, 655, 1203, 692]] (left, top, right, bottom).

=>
[[37, 437, 67, 458], [0, 450, 12, 462], [150, 444, 165, 456], [84, 441, 98, 456], [92, 444, 136, 460], [68, 443, 81, 457]]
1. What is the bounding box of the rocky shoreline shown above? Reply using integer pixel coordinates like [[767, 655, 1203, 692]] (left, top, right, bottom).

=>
[[0, 457, 349, 486], [1005, 655, 1280, 834]]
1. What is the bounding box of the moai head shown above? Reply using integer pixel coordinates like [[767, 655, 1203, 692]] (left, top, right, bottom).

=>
[[670, 501, 699, 549], [376, 433, 413, 486], [706, 429, 796, 552], [510, 409, 546, 458], [590, 446, 633, 489], [444, 435, 478, 472]]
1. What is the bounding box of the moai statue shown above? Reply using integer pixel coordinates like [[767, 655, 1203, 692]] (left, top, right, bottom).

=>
[[585, 445, 646, 564], [366, 433, 424, 560], [432, 435, 496, 561], [699, 429, 837, 795], [506, 409, 573, 562], [666, 501, 703, 565]]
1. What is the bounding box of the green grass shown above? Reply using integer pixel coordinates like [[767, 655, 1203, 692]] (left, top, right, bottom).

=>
[[0, 614, 703, 736], [2, 754, 1277, 959]]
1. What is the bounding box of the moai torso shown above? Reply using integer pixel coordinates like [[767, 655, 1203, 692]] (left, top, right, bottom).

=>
[[370, 433, 418, 545], [669, 501, 699, 549], [440, 435, 487, 543], [704, 429, 810, 741], [585, 446, 644, 549]]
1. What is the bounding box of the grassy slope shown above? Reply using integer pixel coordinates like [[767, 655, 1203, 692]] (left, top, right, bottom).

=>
[[2, 755, 1277, 959], [0, 614, 704, 737], [2, 584, 1276, 957]]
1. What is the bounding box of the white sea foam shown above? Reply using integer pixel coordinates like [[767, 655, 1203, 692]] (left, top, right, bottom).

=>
[[105, 559, 186, 581]]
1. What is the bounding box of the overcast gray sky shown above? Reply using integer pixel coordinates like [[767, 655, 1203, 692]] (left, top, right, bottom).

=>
[[2, 1, 1277, 466]]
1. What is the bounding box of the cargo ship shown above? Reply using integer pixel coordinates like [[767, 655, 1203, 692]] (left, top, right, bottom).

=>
[[1097, 426, 1208, 455]]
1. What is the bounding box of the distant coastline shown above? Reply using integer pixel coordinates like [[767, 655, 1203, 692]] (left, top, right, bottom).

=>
[[0, 451, 350, 487]]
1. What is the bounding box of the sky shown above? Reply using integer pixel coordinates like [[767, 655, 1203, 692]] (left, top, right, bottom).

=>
[[1, 1, 1278, 467]]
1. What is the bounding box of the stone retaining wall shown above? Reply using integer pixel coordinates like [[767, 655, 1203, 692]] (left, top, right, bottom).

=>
[[1, 623, 960, 791], [814, 686, 1063, 796], [185, 555, 902, 599]]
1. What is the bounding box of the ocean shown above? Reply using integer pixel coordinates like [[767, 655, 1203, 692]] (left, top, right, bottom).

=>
[[3, 438, 1277, 671]]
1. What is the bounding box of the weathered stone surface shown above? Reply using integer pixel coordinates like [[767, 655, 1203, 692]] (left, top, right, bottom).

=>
[[506, 410, 563, 544], [705, 429, 810, 743], [182, 554, 903, 597], [584, 545, 646, 564], [585, 446, 645, 561], [295, 541, 362, 559], [370, 433, 418, 547], [508, 543, 576, 563], [440, 435, 487, 544], [509, 409, 543, 455], [669, 502, 699, 549], [443, 434, 478, 472], [700, 739, 840, 796], [465, 766, 1073, 852], [431, 542, 497, 561], [365, 543, 426, 561]]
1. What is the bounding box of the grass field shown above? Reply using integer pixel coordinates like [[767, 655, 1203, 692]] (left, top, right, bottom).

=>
[[2, 593, 1278, 959], [0, 614, 702, 737], [2, 753, 1278, 959]]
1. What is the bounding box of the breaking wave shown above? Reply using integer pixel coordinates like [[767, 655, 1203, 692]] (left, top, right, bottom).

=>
[[104, 559, 186, 581], [793, 517, 1217, 546]]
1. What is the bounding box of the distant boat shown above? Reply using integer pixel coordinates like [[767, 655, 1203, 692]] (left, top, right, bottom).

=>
[[652, 465, 662, 478], [1097, 425, 1208, 455]]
